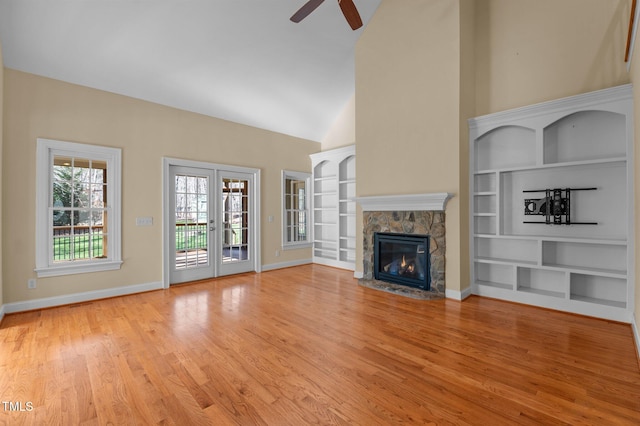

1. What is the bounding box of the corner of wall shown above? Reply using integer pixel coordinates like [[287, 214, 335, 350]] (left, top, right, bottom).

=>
[[0, 39, 5, 315], [320, 94, 356, 152], [629, 24, 640, 361], [632, 312, 640, 367]]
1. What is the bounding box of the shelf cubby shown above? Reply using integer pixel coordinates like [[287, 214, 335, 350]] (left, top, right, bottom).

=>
[[473, 193, 496, 215], [475, 125, 536, 171], [474, 216, 496, 235], [517, 267, 566, 299], [570, 274, 626, 308], [543, 110, 627, 164], [475, 237, 538, 265], [474, 262, 514, 290], [474, 172, 497, 193], [541, 241, 626, 276]]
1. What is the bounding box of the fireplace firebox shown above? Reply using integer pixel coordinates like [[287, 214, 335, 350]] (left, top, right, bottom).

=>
[[374, 232, 430, 290]]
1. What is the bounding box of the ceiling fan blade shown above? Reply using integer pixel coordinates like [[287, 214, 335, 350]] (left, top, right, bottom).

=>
[[290, 0, 326, 23], [338, 0, 363, 30]]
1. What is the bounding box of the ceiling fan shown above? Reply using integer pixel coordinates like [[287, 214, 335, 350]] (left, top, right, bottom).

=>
[[290, 0, 363, 30]]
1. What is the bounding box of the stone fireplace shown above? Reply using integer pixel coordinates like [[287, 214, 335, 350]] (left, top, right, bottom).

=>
[[356, 193, 451, 297]]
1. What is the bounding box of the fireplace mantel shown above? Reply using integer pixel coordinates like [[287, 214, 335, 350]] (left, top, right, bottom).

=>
[[355, 193, 452, 212]]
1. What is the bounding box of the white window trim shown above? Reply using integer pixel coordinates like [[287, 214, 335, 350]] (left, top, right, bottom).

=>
[[35, 138, 123, 277], [282, 170, 312, 250]]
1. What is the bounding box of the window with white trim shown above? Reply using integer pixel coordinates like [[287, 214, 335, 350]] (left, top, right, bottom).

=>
[[36, 139, 122, 277], [282, 171, 311, 249]]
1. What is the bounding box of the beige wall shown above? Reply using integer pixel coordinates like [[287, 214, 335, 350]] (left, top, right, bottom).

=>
[[475, 0, 629, 115], [3, 69, 319, 304], [458, 0, 475, 291], [321, 94, 356, 151], [356, 0, 466, 291]]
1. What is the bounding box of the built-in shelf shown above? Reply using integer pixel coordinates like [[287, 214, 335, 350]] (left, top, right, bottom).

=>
[[475, 157, 627, 175], [310, 145, 356, 270], [469, 84, 634, 323], [475, 257, 538, 267], [474, 234, 627, 245]]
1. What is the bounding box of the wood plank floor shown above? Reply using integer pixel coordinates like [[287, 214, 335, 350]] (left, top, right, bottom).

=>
[[1, 264, 639, 425]]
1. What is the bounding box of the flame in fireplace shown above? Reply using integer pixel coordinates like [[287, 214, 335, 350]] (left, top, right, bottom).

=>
[[401, 255, 415, 274]]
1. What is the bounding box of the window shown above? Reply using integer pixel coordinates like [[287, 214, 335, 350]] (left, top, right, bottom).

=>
[[36, 139, 122, 277], [282, 171, 311, 249]]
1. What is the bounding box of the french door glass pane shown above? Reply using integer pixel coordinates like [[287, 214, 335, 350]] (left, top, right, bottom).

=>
[[175, 174, 209, 270], [222, 178, 249, 263]]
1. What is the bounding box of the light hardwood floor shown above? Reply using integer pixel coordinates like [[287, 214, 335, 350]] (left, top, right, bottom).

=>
[[1, 264, 639, 425]]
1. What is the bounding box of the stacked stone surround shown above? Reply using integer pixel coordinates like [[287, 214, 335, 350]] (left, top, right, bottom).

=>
[[362, 210, 446, 295]]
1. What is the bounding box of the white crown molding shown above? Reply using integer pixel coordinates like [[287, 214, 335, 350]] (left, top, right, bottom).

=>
[[355, 193, 453, 212]]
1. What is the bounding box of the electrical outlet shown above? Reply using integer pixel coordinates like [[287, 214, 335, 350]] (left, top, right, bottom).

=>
[[28, 279, 36, 289], [275, 250, 280, 257]]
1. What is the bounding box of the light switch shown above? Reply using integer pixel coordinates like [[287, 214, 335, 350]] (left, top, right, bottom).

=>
[[136, 216, 153, 226]]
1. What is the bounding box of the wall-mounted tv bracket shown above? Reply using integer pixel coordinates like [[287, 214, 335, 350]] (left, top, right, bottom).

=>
[[523, 187, 597, 225]]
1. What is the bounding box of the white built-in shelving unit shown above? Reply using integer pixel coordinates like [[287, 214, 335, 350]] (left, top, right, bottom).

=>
[[310, 145, 356, 270], [468, 85, 634, 322]]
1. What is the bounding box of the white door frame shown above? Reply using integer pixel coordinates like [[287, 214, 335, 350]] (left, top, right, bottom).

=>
[[162, 157, 261, 288]]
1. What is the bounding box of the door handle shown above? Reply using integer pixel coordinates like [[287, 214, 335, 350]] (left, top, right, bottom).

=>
[[210, 227, 216, 231]]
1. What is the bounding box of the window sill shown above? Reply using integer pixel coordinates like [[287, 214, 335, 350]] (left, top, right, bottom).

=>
[[35, 260, 123, 278], [282, 243, 313, 250]]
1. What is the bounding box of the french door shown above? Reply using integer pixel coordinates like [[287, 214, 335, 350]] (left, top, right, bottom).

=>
[[218, 171, 255, 276], [167, 164, 257, 285], [169, 166, 215, 283]]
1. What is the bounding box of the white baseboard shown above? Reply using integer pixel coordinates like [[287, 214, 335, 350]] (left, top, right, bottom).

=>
[[632, 313, 640, 363], [3, 281, 164, 314], [261, 258, 312, 272], [446, 285, 473, 301], [353, 271, 363, 279], [0, 303, 5, 324]]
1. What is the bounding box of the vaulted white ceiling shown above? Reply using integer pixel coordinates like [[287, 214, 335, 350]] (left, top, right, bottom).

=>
[[0, 0, 381, 142]]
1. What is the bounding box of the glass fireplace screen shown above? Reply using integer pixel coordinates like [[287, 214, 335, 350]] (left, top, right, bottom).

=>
[[374, 232, 430, 290]]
